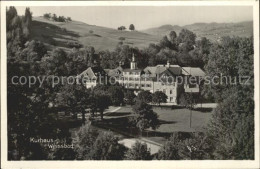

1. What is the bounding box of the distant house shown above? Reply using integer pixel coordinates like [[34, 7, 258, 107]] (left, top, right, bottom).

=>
[[78, 66, 107, 88]]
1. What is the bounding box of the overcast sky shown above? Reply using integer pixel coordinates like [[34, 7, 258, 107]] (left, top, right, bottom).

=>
[[15, 6, 253, 30]]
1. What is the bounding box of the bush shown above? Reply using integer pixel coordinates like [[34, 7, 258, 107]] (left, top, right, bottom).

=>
[[125, 141, 152, 160], [67, 41, 82, 49]]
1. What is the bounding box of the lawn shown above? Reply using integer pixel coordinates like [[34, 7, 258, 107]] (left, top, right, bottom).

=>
[[151, 107, 212, 133], [104, 106, 213, 133], [71, 105, 213, 145]]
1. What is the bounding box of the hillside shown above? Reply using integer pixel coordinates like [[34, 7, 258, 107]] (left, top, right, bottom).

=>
[[142, 21, 253, 42], [30, 17, 160, 52], [30, 17, 253, 52]]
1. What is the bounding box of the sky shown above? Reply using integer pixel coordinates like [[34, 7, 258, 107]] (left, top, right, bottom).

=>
[[15, 6, 253, 30]]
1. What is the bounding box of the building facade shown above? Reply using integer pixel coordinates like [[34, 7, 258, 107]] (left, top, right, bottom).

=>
[[80, 54, 205, 104]]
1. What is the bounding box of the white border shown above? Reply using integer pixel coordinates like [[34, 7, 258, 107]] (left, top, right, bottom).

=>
[[1, 1, 259, 169]]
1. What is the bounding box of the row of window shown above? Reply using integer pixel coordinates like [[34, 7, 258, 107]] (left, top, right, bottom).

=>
[[158, 89, 174, 95], [125, 83, 151, 88], [123, 72, 141, 75]]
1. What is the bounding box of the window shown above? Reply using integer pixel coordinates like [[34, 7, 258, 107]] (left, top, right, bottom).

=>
[[141, 84, 145, 87], [146, 84, 151, 87], [170, 97, 173, 102], [163, 89, 166, 93], [170, 90, 172, 94]]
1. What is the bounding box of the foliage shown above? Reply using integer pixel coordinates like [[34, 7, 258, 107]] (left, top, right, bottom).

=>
[[177, 29, 196, 52], [129, 24, 135, 31], [20, 40, 47, 61], [108, 85, 125, 106], [157, 133, 212, 160], [56, 83, 90, 124], [131, 101, 160, 132], [124, 90, 136, 105], [89, 131, 127, 160], [125, 141, 152, 160], [157, 133, 181, 160], [94, 94, 111, 120], [73, 124, 99, 159], [119, 37, 126, 41], [151, 91, 168, 106], [136, 90, 152, 103], [204, 36, 254, 159], [178, 93, 196, 109], [43, 13, 72, 22], [118, 26, 126, 31]]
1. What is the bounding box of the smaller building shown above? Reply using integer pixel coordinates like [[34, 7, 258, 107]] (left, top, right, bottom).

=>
[[79, 66, 107, 88], [182, 67, 205, 93]]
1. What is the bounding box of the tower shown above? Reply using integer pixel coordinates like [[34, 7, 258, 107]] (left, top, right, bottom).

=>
[[130, 53, 137, 70]]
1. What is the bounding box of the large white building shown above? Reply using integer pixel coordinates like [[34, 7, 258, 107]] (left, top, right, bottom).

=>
[[80, 54, 205, 104]]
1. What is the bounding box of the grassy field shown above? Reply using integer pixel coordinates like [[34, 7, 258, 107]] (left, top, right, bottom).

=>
[[31, 17, 253, 53], [99, 105, 213, 144], [151, 107, 212, 133], [104, 106, 212, 132], [31, 17, 160, 52], [69, 105, 213, 145]]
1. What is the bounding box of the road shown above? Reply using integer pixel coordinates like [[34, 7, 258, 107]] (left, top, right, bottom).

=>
[[118, 138, 162, 155]]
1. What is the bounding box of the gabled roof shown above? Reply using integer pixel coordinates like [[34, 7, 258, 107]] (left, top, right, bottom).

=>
[[106, 66, 123, 77], [143, 65, 182, 78], [123, 69, 143, 73], [79, 66, 107, 79], [182, 67, 205, 77]]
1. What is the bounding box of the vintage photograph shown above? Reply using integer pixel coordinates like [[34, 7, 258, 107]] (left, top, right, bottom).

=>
[[1, 1, 259, 167]]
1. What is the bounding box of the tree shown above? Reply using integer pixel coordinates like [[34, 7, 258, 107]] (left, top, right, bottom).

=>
[[152, 91, 168, 106], [131, 101, 160, 133], [179, 93, 195, 109], [169, 30, 177, 47], [204, 36, 254, 159], [136, 90, 152, 103], [125, 141, 152, 160], [20, 40, 47, 61], [177, 29, 196, 52], [73, 124, 99, 159], [89, 131, 127, 160], [52, 13, 57, 21], [129, 24, 135, 31], [108, 85, 124, 106], [118, 26, 126, 31], [43, 13, 51, 19], [124, 90, 136, 105], [157, 133, 212, 160], [159, 36, 172, 49], [56, 83, 90, 124], [95, 94, 111, 120], [66, 17, 72, 22], [41, 48, 69, 76], [157, 133, 181, 160]]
